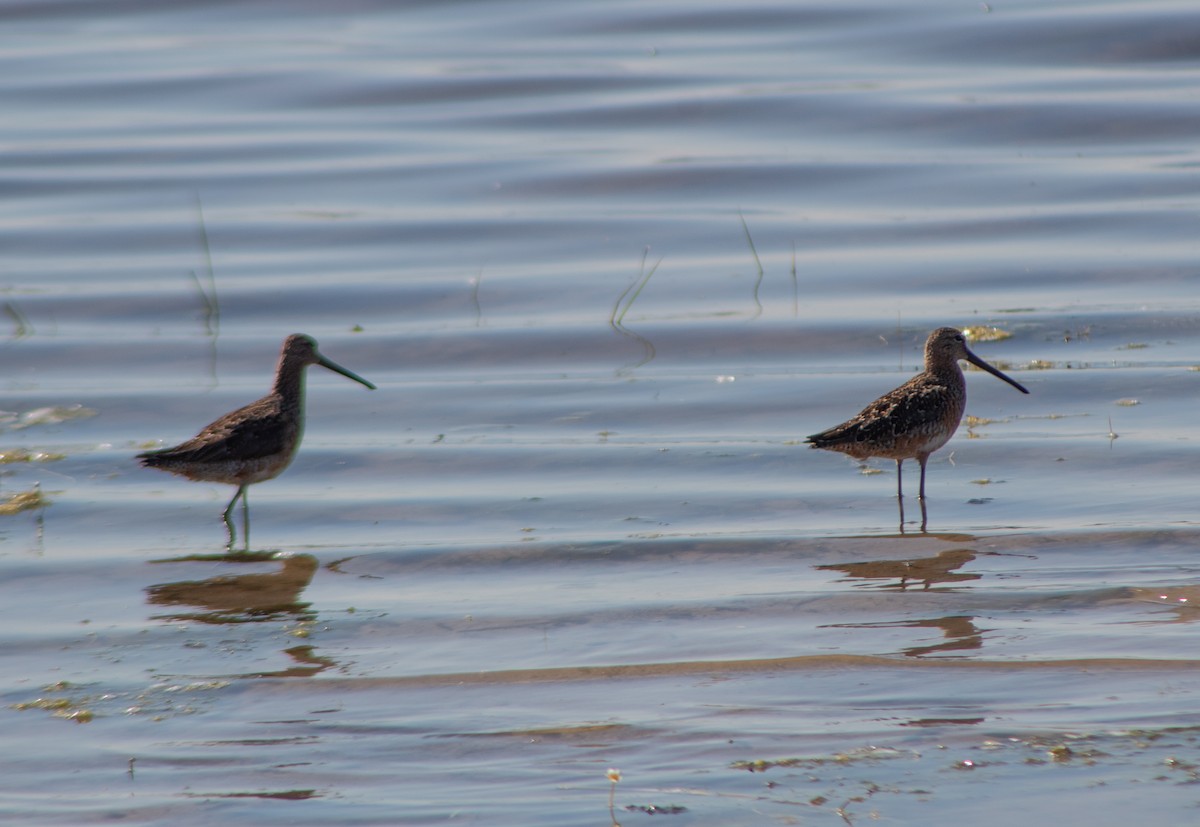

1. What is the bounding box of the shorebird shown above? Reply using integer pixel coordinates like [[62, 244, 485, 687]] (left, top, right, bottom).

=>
[[806, 327, 1028, 505], [138, 334, 376, 546]]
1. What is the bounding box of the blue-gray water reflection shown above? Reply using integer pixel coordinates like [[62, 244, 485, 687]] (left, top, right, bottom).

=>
[[3, 0, 1200, 824]]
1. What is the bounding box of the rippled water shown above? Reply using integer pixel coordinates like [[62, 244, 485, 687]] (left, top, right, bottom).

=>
[[5, 0, 1200, 823]]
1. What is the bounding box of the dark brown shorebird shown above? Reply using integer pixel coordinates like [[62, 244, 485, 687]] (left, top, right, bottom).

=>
[[806, 327, 1028, 512], [138, 334, 376, 547]]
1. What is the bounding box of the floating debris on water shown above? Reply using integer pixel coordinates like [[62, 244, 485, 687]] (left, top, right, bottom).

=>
[[0, 448, 66, 464], [733, 746, 914, 772], [624, 804, 688, 815], [1048, 744, 1074, 762], [10, 405, 97, 430], [961, 325, 1013, 343], [11, 686, 94, 724], [0, 486, 48, 515]]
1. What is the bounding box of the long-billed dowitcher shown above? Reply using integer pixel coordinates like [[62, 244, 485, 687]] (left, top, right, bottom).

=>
[[806, 327, 1028, 505], [138, 334, 376, 546]]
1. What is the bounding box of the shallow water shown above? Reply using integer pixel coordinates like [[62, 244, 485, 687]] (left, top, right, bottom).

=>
[[5, 0, 1200, 823]]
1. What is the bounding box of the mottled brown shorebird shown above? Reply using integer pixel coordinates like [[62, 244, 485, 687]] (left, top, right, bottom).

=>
[[138, 334, 376, 545], [806, 327, 1028, 503]]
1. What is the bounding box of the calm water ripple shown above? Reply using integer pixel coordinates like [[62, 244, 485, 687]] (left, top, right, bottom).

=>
[[3, 0, 1200, 823]]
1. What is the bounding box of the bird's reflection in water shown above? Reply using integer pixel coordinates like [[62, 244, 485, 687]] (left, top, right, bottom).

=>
[[817, 548, 979, 591], [246, 643, 337, 679], [822, 615, 988, 658], [146, 550, 318, 625], [895, 616, 986, 657], [818, 547, 987, 657], [897, 494, 928, 534], [1131, 585, 1200, 624]]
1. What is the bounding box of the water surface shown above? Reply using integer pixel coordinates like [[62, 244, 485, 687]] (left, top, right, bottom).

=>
[[4, 0, 1200, 824]]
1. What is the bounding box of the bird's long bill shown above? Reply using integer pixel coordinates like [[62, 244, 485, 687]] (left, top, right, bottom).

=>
[[318, 355, 377, 390], [964, 350, 1029, 394]]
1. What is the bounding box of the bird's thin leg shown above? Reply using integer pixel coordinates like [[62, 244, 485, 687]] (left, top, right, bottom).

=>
[[223, 485, 246, 551], [895, 459, 904, 500], [241, 489, 251, 551], [222, 485, 245, 523], [223, 510, 236, 551], [915, 454, 930, 530]]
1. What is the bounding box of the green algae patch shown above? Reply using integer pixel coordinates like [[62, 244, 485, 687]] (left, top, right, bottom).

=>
[[11, 405, 96, 430], [0, 449, 66, 464], [733, 746, 914, 772], [12, 690, 94, 724], [961, 326, 1013, 343], [0, 487, 49, 515]]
